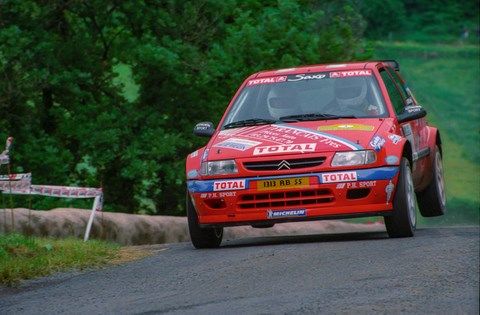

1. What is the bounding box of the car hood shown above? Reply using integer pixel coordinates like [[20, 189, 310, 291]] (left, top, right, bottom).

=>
[[207, 119, 385, 160]]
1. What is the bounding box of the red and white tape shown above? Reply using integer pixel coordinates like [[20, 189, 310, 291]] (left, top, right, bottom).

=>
[[1, 137, 102, 241], [0, 173, 32, 191], [0, 173, 32, 181]]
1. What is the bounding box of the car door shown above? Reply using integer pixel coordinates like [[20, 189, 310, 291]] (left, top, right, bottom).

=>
[[379, 67, 429, 186]]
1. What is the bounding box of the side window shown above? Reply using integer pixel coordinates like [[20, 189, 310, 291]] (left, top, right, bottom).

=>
[[386, 68, 416, 105], [379, 68, 405, 115]]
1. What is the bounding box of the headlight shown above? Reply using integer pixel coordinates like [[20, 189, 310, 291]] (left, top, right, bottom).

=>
[[331, 150, 376, 166], [200, 160, 238, 175]]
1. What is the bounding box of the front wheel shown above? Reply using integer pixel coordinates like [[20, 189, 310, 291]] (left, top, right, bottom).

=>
[[186, 191, 223, 249], [416, 146, 446, 217], [384, 157, 417, 238]]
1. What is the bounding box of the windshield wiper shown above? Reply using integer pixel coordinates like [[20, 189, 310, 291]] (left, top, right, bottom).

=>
[[223, 118, 278, 129], [279, 113, 357, 121]]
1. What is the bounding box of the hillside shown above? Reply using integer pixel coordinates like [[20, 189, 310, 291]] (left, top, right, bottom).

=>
[[375, 41, 480, 225]]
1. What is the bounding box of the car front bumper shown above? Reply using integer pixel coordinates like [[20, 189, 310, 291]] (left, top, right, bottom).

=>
[[187, 166, 399, 227]]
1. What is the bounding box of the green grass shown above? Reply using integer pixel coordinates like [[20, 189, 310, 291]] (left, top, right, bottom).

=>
[[0, 233, 119, 286], [374, 41, 480, 225]]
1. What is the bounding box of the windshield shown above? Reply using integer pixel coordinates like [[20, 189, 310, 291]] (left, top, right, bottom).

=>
[[222, 70, 387, 128]]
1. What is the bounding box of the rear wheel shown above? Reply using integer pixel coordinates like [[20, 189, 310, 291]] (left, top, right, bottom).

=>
[[384, 157, 416, 238], [417, 146, 446, 217], [186, 192, 223, 249]]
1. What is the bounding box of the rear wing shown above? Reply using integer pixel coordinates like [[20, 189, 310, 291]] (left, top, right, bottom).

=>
[[379, 60, 400, 71]]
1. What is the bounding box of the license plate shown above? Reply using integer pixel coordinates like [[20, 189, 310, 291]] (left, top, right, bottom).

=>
[[256, 177, 310, 191]]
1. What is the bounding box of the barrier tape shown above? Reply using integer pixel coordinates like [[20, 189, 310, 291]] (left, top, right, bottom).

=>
[[0, 173, 32, 191], [2, 184, 102, 199], [0, 173, 32, 181], [1, 136, 102, 241]]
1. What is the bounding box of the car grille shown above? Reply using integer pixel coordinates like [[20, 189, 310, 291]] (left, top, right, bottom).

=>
[[243, 157, 326, 171], [238, 189, 334, 209]]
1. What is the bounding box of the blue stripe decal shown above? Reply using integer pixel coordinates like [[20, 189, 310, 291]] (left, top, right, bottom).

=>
[[187, 166, 398, 193]]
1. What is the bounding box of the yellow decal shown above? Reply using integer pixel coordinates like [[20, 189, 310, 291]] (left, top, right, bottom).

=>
[[257, 177, 310, 191], [317, 124, 375, 131]]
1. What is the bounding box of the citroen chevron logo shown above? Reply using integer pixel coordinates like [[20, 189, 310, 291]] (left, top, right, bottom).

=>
[[277, 160, 290, 170]]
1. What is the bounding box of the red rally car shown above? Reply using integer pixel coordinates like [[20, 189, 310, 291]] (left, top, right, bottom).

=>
[[186, 60, 446, 248]]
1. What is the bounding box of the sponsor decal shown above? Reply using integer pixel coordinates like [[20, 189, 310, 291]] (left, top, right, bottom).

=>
[[405, 105, 422, 113], [195, 123, 212, 131], [214, 138, 261, 151], [226, 125, 363, 150], [187, 167, 400, 193], [190, 150, 199, 158], [213, 179, 245, 191], [339, 181, 377, 189], [317, 124, 375, 131], [267, 209, 306, 219], [187, 170, 199, 179], [369, 135, 386, 151], [287, 73, 326, 82], [273, 125, 363, 150], [247, 76, 287, 86], [253, 143, 316, 155], [200, 191, 236, 199], [218, 127, 251, 137], [329, 70, 372, 78], [359, 181, 376, 188], [402, 124, 412, 136], [385, 155, 399, 165], [321, 171, 357, 183], [385, 180, 395, 204], [388, 134, 402, 144]]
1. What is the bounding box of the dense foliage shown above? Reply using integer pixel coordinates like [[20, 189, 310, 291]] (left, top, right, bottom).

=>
[[0, 0, 369, 214], [1, 1, 478, 215], [357, 0, 479, 42]]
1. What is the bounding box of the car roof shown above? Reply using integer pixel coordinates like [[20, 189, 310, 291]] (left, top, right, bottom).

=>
[[254, 61, 395, 78]]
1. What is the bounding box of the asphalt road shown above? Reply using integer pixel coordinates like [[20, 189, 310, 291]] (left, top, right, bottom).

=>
[[1, 226, 478, 314]]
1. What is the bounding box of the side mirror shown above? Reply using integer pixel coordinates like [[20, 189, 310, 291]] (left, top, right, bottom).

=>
[[193, 122, 215, 137], [397, 106, 427, 123]]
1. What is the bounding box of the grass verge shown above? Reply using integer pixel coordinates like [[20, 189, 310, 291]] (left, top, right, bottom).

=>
[[0, 233, 121, 286], [374, 41, 480, 225]]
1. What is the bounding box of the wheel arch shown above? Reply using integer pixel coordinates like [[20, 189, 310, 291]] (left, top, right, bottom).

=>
[[402, 140, 413, 167]]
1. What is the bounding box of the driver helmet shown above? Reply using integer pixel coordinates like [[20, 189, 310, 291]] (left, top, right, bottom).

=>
[[267, 86, 298, 119], [334, 77, 368, 108]]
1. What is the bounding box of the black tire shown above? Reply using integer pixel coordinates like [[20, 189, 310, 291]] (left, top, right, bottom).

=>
[[417, 146, 446, 217], [384, 157, 417, 238], [186, 192, 223, 249]]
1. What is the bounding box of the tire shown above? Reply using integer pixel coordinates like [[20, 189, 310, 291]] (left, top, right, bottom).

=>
[[416, 146, 446, 217], [186, 192, 223, 249], [384, 157, 417, 238]]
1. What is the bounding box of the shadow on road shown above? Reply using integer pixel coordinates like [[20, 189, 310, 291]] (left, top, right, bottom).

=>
[[222, 230, 389, 249]]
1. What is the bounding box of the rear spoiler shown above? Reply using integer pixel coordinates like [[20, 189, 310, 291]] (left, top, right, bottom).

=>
[[379, 60, 400, 71]]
